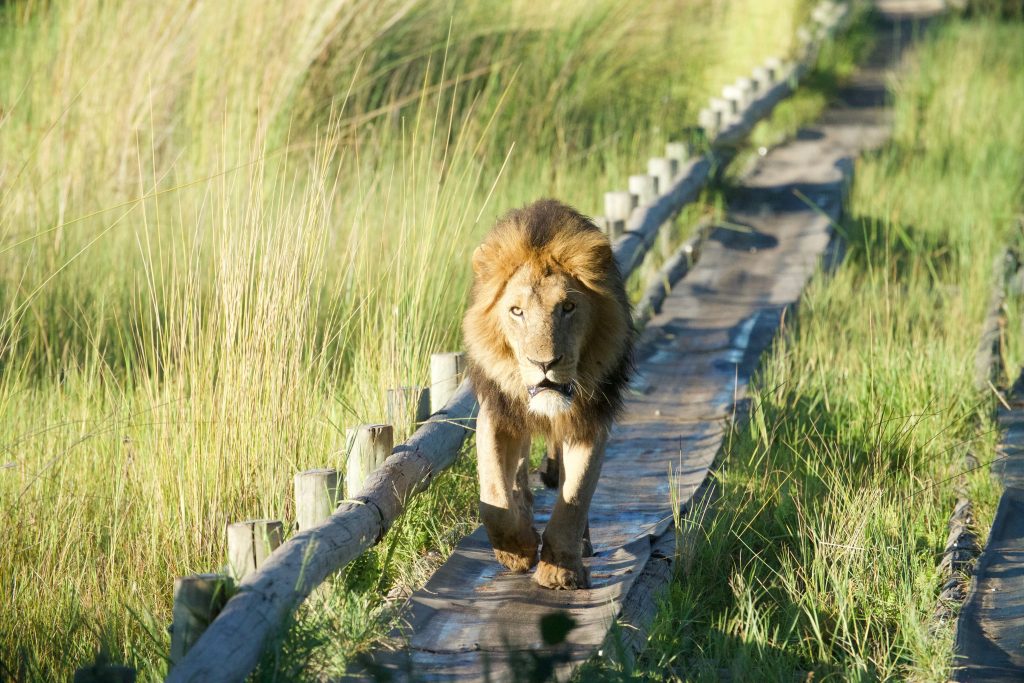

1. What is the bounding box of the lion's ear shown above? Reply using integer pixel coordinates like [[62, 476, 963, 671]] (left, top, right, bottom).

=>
[[472, 245, 489, 277]]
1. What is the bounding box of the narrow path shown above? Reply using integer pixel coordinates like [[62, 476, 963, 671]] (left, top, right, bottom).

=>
[[955, 373, 1024, 681], [356, 3, 939, 680]]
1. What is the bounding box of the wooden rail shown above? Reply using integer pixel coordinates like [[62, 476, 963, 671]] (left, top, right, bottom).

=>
[[162, 3, 851, 680]]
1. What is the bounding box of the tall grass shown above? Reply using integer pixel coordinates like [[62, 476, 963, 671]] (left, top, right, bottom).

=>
[[608, 15, 1024, 682], [0, 0, 814, 679]]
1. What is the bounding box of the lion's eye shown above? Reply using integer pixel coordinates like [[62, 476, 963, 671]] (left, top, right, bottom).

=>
[[562, 301, 576, 314], [510, 306, 524, 318]]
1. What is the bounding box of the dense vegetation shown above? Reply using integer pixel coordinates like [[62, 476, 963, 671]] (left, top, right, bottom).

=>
[[608, 13, 1024, 682], [0, 0, 813, 679], [6, 1, 1021, 680]]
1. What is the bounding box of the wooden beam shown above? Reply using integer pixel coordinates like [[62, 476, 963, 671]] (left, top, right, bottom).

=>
[[166, 386, 478, 683]]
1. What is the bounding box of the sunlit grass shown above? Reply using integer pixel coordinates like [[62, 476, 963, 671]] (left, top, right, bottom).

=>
[[0, 0, 818, 679], [608, 15, 1024, 682]]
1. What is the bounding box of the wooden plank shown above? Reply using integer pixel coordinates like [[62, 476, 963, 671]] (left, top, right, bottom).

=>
[[954, 395, 1024, 681], [620, 2, 947, 661], [166, 387, 477, 683], [354, 74, 896, 679]]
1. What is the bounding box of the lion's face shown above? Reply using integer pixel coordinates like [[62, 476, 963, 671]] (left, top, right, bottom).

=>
[[464, 200, 632, 431], [495, 263, 592, 417]]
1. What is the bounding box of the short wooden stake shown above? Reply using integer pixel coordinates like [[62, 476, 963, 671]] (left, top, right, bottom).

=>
[[752, 66, 773, 92], [665, 141, 689, 167], [764, 57, 783, 83], [698, 107, 719, 138], [647, 158, 676, 198], [830, 3, 849, 28], [628, 174, 659, 206], [709, 97, 731, 131], [734, 77, 754, 107], [294, 468, 342, 530], [226, 519, 283, 580], [170, 573, 233, 666], [73, 665, 136, 683], [721, 85, 744, 119], [592, 215, 610, 234], [604, 190, 635, 220], [429, 352, 466, 414], [345, 423, 394, 497], [604, 191, 635, 239], [386, 386, 430, 430], [796, 26, 814, 57]]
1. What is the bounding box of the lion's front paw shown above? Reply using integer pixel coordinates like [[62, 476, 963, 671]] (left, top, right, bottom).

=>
[[534, 557, 589, 590], [491, 526, 540, 573], [494, 547, 538, 573]]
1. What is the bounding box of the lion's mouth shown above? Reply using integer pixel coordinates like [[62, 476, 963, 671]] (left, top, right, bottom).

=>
[[527, 378, 574, 399]]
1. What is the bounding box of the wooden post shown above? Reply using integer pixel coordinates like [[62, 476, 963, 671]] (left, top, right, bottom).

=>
[[698, 107, 719, 139], [647, 158, 676, 198], [721, 85, 744, 120], [764, 57, 782, 83], [592, 215, 610, 235], [386, 386, 430, 431], [170, 573, 233, 666], [831, 3, 849, 28], [734, 77, 754, 107], [73, 665, 136, 683], [665, 141, 689, 167], [648, 158, 677, 260], [628, 174, 659, 206], [293, 468, 342, 530], [811, 3, 832, 24], [709, 97, 731, 131], [796, 26, 814, 58], [429, 352, 466, 414], [226, 519, 283, 580], [604, 191, 634, 239], [752, 66, 774, 93], [781, 59, 797, 83], [345, 424, 394, 497]]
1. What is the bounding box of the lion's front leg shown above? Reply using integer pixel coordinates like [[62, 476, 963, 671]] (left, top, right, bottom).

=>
[[477, 398, 539, 573], [535, 434, 606, 589]]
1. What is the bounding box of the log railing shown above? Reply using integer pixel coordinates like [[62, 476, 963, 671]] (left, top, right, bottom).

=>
[[159, 3, 851, 681]]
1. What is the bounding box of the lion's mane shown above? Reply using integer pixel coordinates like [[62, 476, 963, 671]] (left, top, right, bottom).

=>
[[463, 199, 634, 442]]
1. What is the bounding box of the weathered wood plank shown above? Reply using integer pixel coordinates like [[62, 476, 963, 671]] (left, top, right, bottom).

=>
[[166, 387, 477, 683], [609, 2, 948, 666], [955, 389, 1024, 680], [353, 64, 896, 677]]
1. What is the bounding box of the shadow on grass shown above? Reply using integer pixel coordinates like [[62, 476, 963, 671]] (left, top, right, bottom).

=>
[[839, 207, 956, 283]]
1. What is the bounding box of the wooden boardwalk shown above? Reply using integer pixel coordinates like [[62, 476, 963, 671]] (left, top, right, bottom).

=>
[[345, 4, 949, 680], [352, 9, 927, 675], [955, 376, 1024, 681]]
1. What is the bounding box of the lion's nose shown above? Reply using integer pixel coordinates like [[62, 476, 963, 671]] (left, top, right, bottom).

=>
[[527, 355, 563, 373]]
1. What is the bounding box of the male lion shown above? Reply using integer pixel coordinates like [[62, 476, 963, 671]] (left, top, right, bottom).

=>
[[463, 199, 633, 589]]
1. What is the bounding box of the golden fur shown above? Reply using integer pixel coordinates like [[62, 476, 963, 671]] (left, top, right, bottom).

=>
[[464, 199, 633, 442], [463, 199, 633, 588]]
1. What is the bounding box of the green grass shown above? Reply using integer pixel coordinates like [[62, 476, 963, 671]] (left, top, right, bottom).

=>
[[594, 14, 1024, 682], [0, 0, 824, 679]]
